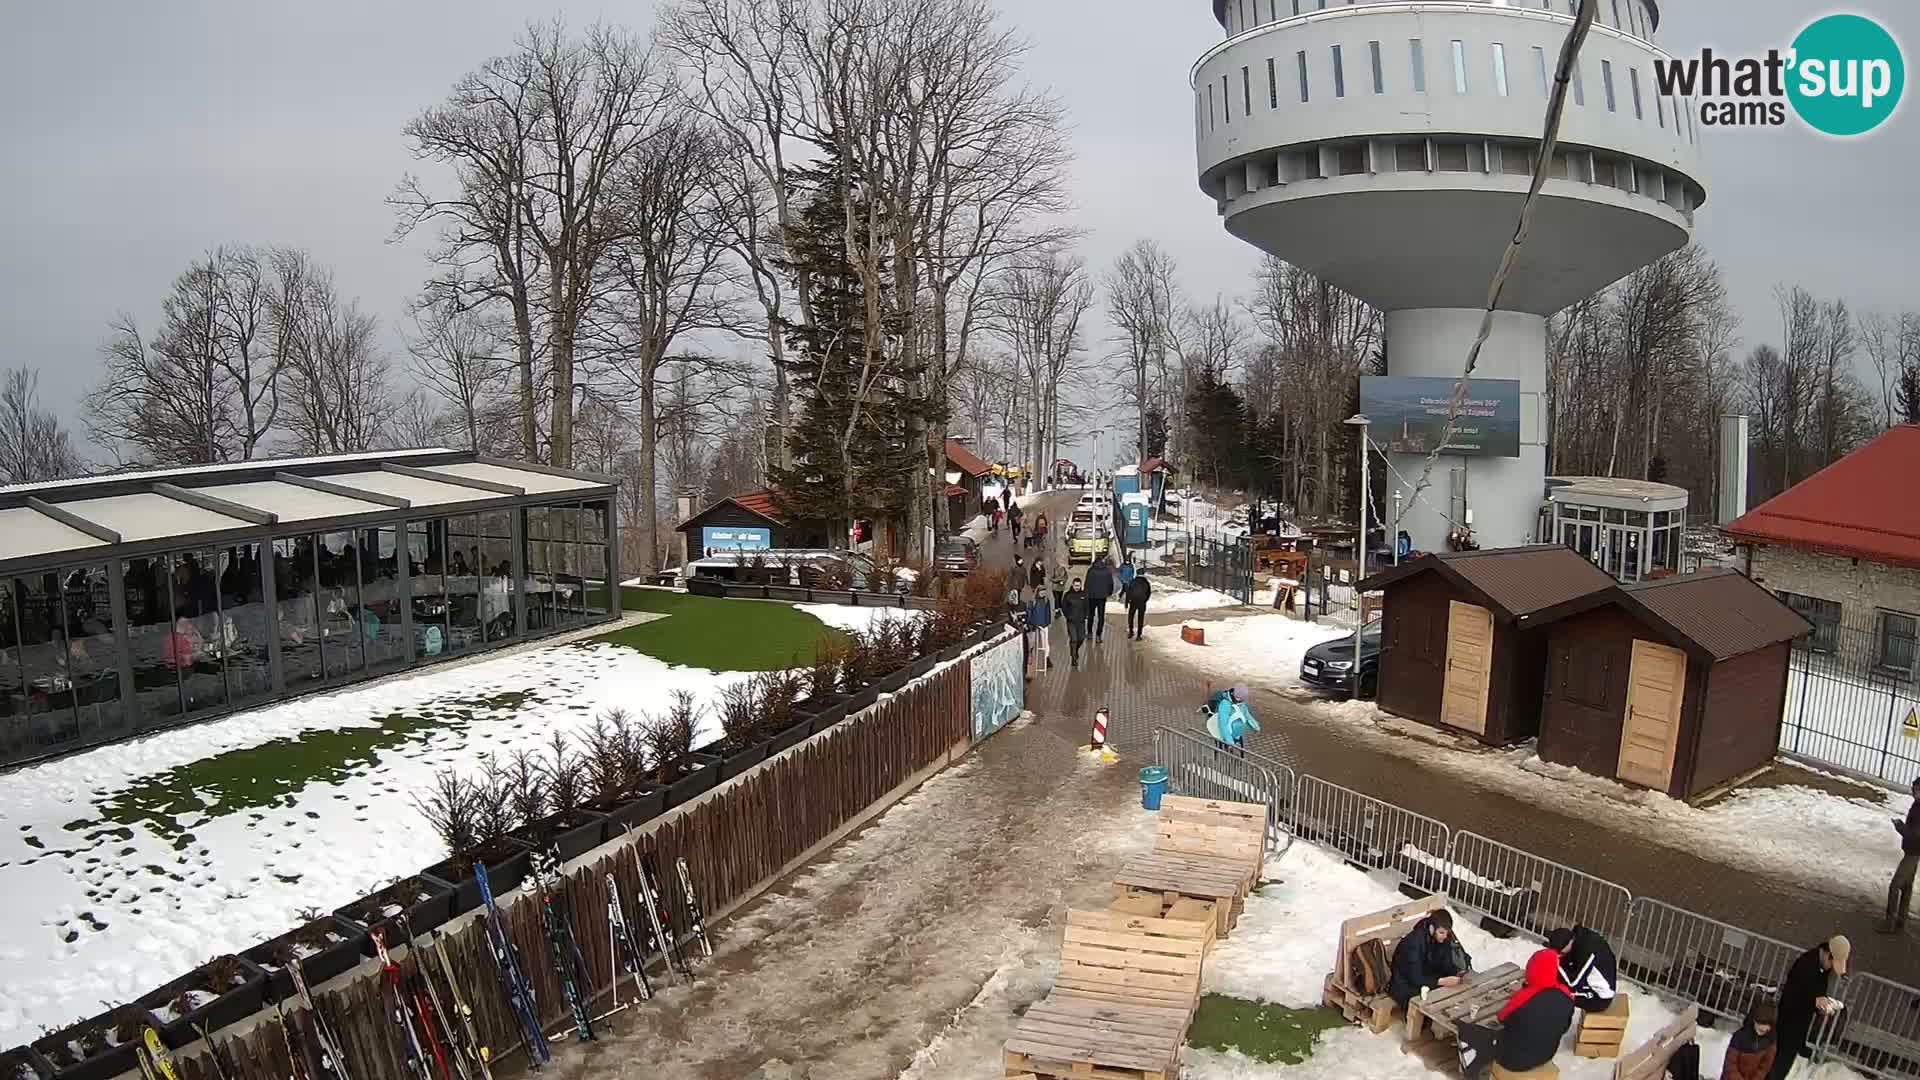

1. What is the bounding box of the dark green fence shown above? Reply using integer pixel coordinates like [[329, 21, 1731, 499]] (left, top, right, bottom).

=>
[[1180, 532, 1256, 605]]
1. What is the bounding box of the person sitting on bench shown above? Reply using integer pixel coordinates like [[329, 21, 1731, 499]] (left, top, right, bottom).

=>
[[1457, 948, 1575, 1080], [1546, 924, 1618, 1012], [1388, 908, 1472, 1008]]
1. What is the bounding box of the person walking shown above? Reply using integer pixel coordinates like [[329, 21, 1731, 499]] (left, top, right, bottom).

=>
[[1027, 556, 1047, 599], [1883, 776, 1920, 933], [1050, 561, 1068, 611], [1025, 588, 1054, 673], [1008, 501, 1024, 543], [1768, 936, 1849, 1080], [1123, 567, 1153, 640], [1061, 576, 1091, 669], [1085, 552, 1115, 642], [1116, 554, 1137, 595]]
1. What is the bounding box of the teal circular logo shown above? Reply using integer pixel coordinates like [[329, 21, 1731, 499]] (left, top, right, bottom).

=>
[[1787, 14, 1905, 136]]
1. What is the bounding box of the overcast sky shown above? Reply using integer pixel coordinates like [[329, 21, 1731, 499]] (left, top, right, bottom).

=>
[[0, 1, 1911, 468]]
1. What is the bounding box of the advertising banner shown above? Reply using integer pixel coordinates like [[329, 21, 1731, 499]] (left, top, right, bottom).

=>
[[970, 632, 1025, 743], [700, 525, 772, 553], [1360, 376, 1522, 458]]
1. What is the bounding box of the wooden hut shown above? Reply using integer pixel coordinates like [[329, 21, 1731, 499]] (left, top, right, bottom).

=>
[[1358, 546, 1618, 744], [1535, 569, 1809, 799]]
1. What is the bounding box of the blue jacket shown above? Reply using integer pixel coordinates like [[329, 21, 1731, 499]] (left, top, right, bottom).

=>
[[1117, 562, 1137, 589], [1207, 698, 1260, 745], [1025, 595, 1053, 628]]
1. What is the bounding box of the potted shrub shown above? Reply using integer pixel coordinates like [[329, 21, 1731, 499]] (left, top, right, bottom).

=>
[[501, 733, 608, 863], [333, 876, 456, 957], [135, 954, 268, 1046], [579, 708, 667, 833], [1, 1044, 50, 1080], [415, 762, 534, 914], [242, 912, 368, 1003], [838, 627, 883, 715], [31, 1006, 153, 1080], [869, 617, 915, 695], [716, 675, 771, 780], [647, 690, 720, 808]]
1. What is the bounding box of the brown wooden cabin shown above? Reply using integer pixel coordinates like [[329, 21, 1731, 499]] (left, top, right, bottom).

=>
[[1535, 568, 1809, 800], [1358, 546, 1618, 744]]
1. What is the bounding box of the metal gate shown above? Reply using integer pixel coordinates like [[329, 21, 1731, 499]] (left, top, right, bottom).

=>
[[1444, 831, 1633, 942], [1289, 774, 1453, 893], [1817, 972, 1920, 1079], [1181, 531, 1256, 605]]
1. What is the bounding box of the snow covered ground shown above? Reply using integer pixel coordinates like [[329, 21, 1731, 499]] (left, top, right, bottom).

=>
[[1147, 612, 1912, 911], [794, 602, 926, 635], [0, 640, 766, 1047], [1115, 583, 1247, 614]]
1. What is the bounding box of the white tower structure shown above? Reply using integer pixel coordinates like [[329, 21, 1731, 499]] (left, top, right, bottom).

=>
[[1193, 0, 1705, 551]]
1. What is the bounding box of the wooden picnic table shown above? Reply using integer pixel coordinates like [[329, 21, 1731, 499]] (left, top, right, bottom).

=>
[[1112, 852, 1249, 934], [1404, 961, 1524, 1045], [1003, 997, 1187, 1080]]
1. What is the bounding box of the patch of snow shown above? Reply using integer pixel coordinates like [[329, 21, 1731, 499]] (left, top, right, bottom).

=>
[[1157, 613, 1347, 690], [1109, 585, 1244, 613], [794, 603, 927, 635]]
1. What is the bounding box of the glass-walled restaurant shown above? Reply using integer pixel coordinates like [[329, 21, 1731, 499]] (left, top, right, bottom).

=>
[[0, 452, 619, 768]]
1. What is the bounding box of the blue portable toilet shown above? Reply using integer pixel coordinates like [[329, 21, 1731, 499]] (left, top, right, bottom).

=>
[[1113, 464, 1141, 497], [1120, 494, 1150, 545]]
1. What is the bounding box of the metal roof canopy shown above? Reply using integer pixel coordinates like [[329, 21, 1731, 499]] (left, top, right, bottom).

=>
[[0, 451, 615, 575]]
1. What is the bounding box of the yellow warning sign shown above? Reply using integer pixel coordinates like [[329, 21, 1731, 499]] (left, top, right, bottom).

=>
[[1905, 708, 1920, 739]]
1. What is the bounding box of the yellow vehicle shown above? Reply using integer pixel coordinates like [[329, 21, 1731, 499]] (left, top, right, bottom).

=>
[[1068, 526, 1105, 564]]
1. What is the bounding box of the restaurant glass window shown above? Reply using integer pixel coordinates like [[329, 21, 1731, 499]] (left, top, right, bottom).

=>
[[478, 511, 515, 643], [446, 515, 483, 654], [64, 563, 124, 741], [13, 572, 77, 751], [175, 547, 229, 718], [552, 505, 582, 627], [356, 526, 406, 673], [123, 557, 179, 725], [315, 531, 366, 682], [218, 544, 273, 709], [524, 507, 553, 633], [0, 581, 25, 759], [583, 500, 611, 618], [408, 521, 452, 662], [276, 537, 325, 689]]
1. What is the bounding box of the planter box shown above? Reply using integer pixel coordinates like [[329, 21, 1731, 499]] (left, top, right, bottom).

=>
[[720, 741, 770, 781], [31, 1008, 149, 1080], [1, 1044, 50, 1080], [842, 685, 881, 719], [136, 954, 268, 1047], [907, 655, 937, 679], [597, 786, 666, 836], [767, 718, 814, 755], [423, 838, 533, 918], [242, 915, 368, 1003], [663, 753, 722, 810], [873, 667, 912, 696], [686, 578, 726, 597], [335, 876, 456, 958], [508, 810, 610, 866], [805, 702, 850, 735]]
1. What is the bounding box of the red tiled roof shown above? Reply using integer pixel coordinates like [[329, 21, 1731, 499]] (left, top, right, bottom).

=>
[[730, 489, 784, 523], [941, 438, 993, 477], [943, 483, 967, 497], [1724, 424, 1920, 569], [1140, 456, 1178, 475]]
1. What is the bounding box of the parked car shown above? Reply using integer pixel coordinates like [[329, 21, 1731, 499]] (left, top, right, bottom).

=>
[[1067, 526, 1105, 564], [1299, 620, 1383, 698], [933, 537, 979, 575]]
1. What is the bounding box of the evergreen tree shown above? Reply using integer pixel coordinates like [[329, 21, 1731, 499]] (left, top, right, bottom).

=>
[[1143, 407, 1169, 458], [1898, 365, 1920, 426], [1185, 368, 1248, 491]]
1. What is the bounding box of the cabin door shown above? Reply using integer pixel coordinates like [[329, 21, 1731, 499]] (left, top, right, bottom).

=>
[[1440, 600, 1494, 735], [1618, 639, 1687, 791]]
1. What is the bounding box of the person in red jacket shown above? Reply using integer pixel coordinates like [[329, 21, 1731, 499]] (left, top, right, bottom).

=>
[[1456, 948, 1574, 1079]]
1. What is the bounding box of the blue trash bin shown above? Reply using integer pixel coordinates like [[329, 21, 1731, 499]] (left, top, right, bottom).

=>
[[1139, 765, 1170, 811]]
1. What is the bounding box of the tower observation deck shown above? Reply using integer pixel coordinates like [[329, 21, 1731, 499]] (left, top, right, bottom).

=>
[[1193, 0, 1705, 552]]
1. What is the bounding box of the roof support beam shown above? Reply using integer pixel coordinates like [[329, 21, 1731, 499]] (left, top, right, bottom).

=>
[[474, 454, 619, 487], [383, 462, 523, 496], [276, 471, 410, 509], [154, 482, 278, 525], [26, 497, 122, 544]]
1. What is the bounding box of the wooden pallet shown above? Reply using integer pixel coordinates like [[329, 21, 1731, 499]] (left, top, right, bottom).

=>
[[1324, 970, 1399, 1033], [1324, 894, 1447, 1033], [1156, 794, 1267, 884], [1573, 992, 1632, 1059], [1404, 963, 1524, 1044], [1107, 894, 1219, 952], [1003, 998, 1188, 1080], [1053, 908, 1210, 1016], [1114, 852, 1248, 935], [1612, 1004, 1696, 1080]]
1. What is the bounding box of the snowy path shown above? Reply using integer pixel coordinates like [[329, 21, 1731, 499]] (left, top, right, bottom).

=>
[[0, 639, 759, 1046], [546, 709, 1147, 1080]]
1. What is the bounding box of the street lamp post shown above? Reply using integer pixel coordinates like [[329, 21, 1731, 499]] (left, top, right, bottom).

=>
[[1344, 414, 1371, 696], [1392, 491, 1403, 566]]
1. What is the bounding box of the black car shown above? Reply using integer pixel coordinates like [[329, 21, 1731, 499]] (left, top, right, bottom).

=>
[[1299, 620, 1383, 697], [933, 537, 979, 575]]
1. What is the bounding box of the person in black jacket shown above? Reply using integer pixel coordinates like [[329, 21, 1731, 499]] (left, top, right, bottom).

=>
[[1883, 777, 1920, 933], [1027, 557, 1046, 595], [1084, 553, 1115, 642], [1769, 935, 1848, 1080], [1388, 909, 1471, 1007], [1123, 569, 1153, 640], [1546, 925, 1618, 1011], [1457, 947, 1575, 1079], [1061, 577, 1091, 668]]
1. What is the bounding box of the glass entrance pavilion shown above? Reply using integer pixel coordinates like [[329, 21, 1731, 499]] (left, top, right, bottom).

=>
[[1537, 475, 1690, 583], [0, 450, 620, 768]]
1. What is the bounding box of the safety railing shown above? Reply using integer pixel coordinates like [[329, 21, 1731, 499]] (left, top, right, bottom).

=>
[[1445, 831, 1633, 943], [1615, 897, 1803, 1028], [1154, 727, 1290, 855], [1289, 774, 1453, 894], [1818, 972, 1920, 1079]]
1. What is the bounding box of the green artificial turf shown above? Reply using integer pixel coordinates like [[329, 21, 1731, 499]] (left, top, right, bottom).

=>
[[1186, 993, 1348, 1064], [601, 586, 846, 671]]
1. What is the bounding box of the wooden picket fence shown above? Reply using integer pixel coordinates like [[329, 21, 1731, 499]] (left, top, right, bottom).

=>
[[163, 660, 975, 1080]]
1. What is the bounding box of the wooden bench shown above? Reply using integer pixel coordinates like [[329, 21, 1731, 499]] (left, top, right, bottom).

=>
[[1109, 894, 1219, 952], [1322, 894, 1447, 1033], [1003, 909, 1209, 1079], [1612, 1004, 1697, 1080], [1155, 794, 1267, 885], [1114, 852, 1249, 934], [1403, 961, 1524, 1044], [1573, 992, 1632, 1059]]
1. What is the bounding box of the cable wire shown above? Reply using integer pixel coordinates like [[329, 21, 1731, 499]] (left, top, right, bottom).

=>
[[1397, 0, 1599, 538]]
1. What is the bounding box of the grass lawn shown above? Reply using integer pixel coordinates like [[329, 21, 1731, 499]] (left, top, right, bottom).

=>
[[602, 586, 845, 671], [1186, 993, 1347, 1064]]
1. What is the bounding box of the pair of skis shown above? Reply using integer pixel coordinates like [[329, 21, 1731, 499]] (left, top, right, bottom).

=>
[[605, 851, 712, 1006], [476, 861, 552, 1069], [373, 926, 448, 1080], [529, 848, 598, 1043]]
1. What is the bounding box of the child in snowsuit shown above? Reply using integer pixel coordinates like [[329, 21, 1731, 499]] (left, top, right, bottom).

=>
[[1204, 685, 1260, 756]]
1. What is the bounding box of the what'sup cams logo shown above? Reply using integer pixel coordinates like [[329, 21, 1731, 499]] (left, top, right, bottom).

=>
[[1653, 13, 1905, 136]]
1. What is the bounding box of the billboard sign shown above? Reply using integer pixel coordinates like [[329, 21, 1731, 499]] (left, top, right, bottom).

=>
[[1360, 376, 1522, 458], [701, 525, 772, 553]]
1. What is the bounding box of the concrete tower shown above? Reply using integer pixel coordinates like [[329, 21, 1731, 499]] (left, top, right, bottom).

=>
[[1193, 0, 1705, 551]]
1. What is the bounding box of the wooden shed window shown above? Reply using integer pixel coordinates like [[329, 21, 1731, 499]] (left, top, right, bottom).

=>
[[1556, 644, 1610, 708]]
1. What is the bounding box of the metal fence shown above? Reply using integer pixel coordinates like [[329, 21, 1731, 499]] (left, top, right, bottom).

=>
[[1615, 897, 1803, 1027], [1154, 727, 1292, 856], [1824, 972, 1920, 1079], [1179, 531, 1257, 605], [1445, 831, 1633, 942], [1781, 619, 1920, 785], [1289, 774, 1454, 894]]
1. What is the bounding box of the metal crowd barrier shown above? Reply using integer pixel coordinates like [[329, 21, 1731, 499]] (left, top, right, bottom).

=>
[[1154, 728, 1290, 855], [1289, 774, 1453, 894], [1445, 830, 1633, 943], [1819, 972, 1920, 1079], [1616, 897, 1802, 1028]]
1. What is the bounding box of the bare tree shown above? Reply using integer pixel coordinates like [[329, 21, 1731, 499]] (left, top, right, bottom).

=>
[[280, 271, 396, 454], [1105, 239, 1183, 467], [407, 296, 508, 452], [88, 257, 232, 465], [0, 367, 82, 483], [992, 245, 1093, 478]]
